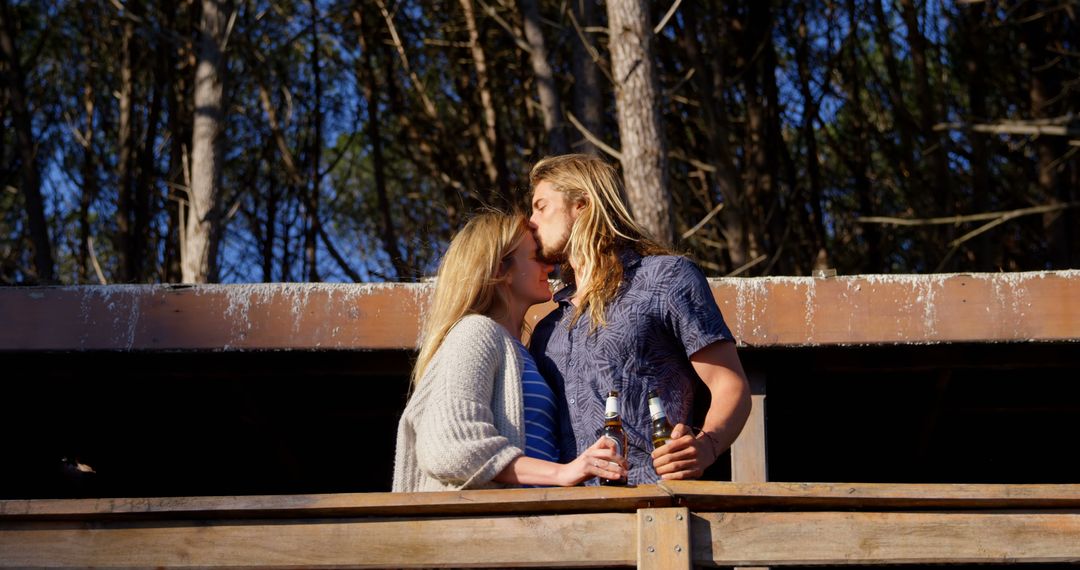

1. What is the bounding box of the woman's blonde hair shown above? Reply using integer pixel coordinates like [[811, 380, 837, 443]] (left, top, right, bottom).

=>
[[411, 211, 530, 388], [529, 154, 669, 329]]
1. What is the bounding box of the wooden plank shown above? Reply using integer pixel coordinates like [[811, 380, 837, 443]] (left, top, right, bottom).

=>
[[0, 486, 674, 521], [714, 271, 1080, 346], [3, 271, 1078, 351], [0, 283, 432, 351], [637, 507, 691, 570], [730, 371, 768, 483], [0, 513, 636, 568], [660, 481, 1080, 510], [692, 511, 1080, 566]]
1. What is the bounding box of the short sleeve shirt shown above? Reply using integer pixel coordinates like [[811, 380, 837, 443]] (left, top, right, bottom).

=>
[[529, 251, 735, 485]]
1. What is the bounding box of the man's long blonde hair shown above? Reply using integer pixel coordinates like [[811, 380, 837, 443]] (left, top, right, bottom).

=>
[[529, 154, 670, 329], [411, 211, 530, 388]]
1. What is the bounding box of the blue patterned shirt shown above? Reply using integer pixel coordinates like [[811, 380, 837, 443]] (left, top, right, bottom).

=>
[[530, 251, 734, 485]]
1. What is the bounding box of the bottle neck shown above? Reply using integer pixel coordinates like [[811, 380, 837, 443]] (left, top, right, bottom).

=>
[[648, 396, 666, 421], [605, 396, 619, 419]]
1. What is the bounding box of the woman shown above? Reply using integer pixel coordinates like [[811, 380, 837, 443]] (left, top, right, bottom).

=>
[[393, 212, 626, 491]]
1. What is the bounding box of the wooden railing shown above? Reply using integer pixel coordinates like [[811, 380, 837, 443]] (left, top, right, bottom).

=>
[[4, 275, 1078, 567], [3, 482, 1080, 568], [3, 271, 1079, 351]]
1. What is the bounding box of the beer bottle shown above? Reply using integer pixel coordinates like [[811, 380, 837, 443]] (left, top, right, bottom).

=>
[[648, 390, 674, 449], [599, 390, 628, 486]]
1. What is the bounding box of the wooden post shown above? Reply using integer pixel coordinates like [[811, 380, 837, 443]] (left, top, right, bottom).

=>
[[730, 370, 768, 570], [637, 507, 692, 570], [731, 370, 768, 483]]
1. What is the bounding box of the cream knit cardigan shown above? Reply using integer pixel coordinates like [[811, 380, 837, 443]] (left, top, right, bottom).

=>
[[392, 314, 526, 492]]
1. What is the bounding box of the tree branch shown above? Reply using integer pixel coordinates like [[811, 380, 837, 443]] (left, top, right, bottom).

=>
[[856, 202, 1079, 227]]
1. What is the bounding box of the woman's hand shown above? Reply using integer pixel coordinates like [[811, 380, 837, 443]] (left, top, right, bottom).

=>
[[556, 436, 628, 486]]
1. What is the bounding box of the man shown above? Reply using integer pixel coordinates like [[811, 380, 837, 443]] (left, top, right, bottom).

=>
[[528, 154, 751, 484]]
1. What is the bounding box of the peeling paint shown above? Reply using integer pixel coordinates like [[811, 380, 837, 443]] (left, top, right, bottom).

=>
[[9, 271, 1076, 351]]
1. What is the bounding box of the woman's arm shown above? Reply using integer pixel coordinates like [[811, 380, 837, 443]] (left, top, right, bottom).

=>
[[493, 437, 627, 487]]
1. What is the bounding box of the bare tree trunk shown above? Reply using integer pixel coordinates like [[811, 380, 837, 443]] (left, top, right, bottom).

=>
[[794, 0, 826, 263], [257, 80, 363, 283], [962, 1, 993, 271], [163, 0, 192, 284], [519, 0, 567, 155], [184, 0, 228, 283], [745, 0, 784, 269], [606, 0, 672, 245], [306, 0, 322, 282], [460, 0, 507, 200], [900, 0, 950, 218], [570, 0, 602, 155], [696, 1, 747, 268], [134, 24, 166, 283], [261, 142, 278, 282], [1, 0, 55, 283], [870, 0, 916, 185], [845, 0, 879, 272], [76, 1, 98, 283], [114, 12, 137, 282], [1023, 6, 1069, 268], [356, 5, 409, 280]]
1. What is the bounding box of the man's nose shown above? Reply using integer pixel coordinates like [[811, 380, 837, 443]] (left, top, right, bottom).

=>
[[527, 212, 539, 228]]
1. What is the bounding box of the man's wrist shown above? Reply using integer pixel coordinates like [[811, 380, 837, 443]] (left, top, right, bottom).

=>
[[697, 431, 723, 465]]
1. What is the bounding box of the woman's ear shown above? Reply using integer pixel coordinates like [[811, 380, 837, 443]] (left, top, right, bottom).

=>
[[494, 256, 513, 280]]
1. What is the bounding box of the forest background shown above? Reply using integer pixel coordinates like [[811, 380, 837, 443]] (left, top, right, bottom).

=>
[[1, 0, 1077, 285]]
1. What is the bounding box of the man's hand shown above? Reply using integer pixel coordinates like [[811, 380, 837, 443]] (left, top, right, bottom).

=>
[[650, 423, 717, 480]]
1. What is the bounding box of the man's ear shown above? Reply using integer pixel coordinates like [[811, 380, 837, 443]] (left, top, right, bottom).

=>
[[570, 196, 588, 215]]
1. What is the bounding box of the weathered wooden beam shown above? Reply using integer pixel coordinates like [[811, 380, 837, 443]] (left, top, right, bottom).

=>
[[5, 483, 1080, 568], [0, 513, 637, 568], [0, 486, 673, 520], [692, 511, 1080, 566], [660, 481, 1080, 510], [2, 271, 1077, 351], [7, 482, 1079, 522]]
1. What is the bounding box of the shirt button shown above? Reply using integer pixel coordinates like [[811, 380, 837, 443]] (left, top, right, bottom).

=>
[[569, 398, 575, 404]]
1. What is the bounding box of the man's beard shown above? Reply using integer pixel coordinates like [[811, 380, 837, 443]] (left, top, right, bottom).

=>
[[535, 230, 569, 265]]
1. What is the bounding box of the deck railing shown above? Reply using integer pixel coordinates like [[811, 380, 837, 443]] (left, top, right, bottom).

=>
[[3, 482, 1080, 568], [3, 274, 1078, 567]]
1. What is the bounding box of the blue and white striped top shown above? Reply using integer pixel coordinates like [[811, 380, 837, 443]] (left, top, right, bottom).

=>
[[516, 341, 559, 462]]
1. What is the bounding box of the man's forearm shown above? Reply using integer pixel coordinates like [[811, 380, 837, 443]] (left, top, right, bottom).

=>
[[698, 390, 752, 462]]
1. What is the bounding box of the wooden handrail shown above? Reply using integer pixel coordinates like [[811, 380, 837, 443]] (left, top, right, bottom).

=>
[[4, 482, 1080, 520], [2, 271, 1079, 351], [3, 482, 1080, 568], [0, 486, 673, 520]]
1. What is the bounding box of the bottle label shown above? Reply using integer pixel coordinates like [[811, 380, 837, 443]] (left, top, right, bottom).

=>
[[648, 396, 665, 421], [605, 396, 618, 418]]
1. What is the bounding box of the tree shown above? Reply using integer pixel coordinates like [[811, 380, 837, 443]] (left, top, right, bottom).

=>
[[183, 0, 229, 283], [519, 0, 567, 155], [606, 0, 672, 245], [1, 0, 55, 283]]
